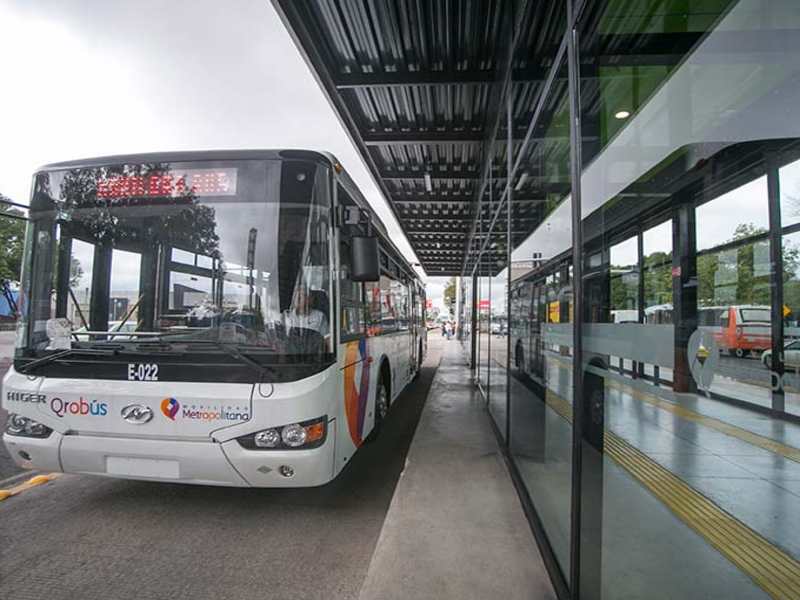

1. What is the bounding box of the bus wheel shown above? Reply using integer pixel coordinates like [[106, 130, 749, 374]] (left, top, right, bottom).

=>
[[368, 376, 389, 442], [734, 348, 745, 359]]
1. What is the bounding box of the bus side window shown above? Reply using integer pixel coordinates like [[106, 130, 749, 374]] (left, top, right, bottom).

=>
[[365, 280, 382, 335]]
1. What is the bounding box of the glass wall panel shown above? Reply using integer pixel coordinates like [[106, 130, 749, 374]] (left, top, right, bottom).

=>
[[509, 55, 573, 578], [486, 77, 512, 432], [697, 234, 772, 406], [695, 177, 769, 252], [460, 275, 474, 348], [576, 1, 800, 598], [643, 220, 674, 384], [477, 266, 491, 394], [643, 221, 673, 312], [489, 260, 509, 437], [779, 157, 800, 228], [608, 236, 639, 374], [609, 237, 638, 318]]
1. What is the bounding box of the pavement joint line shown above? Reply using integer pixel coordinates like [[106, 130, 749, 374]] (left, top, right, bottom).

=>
[[543, 389, 800, 600], [0, 473, 62, 501], [544, 356, 800, 464]]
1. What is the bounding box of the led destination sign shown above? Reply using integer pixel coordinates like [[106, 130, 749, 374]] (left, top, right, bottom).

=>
[[96, 167, 238, 199]]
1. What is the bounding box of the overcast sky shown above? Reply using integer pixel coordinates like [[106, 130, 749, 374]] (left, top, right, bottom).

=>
[[0, 0, 450, 305]]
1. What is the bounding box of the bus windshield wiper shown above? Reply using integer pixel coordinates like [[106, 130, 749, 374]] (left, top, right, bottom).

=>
[[209, 342, 278, 382], [18, 347, 119, 375]]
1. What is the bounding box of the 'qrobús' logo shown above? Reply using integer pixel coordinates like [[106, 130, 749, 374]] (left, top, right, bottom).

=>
[[161, 397, 180, 420], [51, 396, 108, 418]]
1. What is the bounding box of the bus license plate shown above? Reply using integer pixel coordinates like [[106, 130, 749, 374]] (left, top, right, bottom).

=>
[[106, 457, 179, 479]]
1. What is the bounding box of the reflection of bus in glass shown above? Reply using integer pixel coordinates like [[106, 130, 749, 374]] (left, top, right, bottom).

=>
[[699, 305, 770, 358], [3, 150, 426, 487], [645, 304, 770, 357], [510, 262, 573, 382], [644, 304, 673, 324], [611, 310, 638, 324]]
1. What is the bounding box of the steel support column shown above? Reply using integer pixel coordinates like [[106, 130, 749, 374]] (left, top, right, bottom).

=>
[[768, 155, 785, 412], [672, 202, 698, 394]]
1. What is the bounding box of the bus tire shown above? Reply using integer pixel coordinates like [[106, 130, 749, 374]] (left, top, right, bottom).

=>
[[368, 373, 389, 442], [734, 348, 745, 359]]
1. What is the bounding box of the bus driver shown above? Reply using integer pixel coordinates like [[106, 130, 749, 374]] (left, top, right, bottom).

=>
[[282, 287, 330, 341]]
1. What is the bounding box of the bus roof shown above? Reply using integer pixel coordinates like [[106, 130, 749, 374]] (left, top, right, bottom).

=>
[[34, 149, 334, 172]]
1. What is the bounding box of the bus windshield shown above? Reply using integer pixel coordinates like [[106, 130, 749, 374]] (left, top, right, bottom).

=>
[[17, 158, 333, 364], [740, 308, 770, 324]]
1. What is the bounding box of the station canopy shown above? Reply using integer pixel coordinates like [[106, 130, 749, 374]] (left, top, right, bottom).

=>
[[273, 0, 563, 276]]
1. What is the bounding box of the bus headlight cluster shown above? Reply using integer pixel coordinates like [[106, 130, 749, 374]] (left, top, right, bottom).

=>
[[238, 416, 327, 451], [5, 414, 53, 438], [254, 429, 281, 448]]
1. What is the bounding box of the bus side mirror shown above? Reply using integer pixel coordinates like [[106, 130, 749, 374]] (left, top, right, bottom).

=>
[[351, 236, 380, 282]]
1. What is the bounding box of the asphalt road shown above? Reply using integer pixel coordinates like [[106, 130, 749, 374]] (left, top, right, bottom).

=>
[[0, 343, 442, 600]]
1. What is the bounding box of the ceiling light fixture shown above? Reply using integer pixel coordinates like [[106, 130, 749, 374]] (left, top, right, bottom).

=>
[[614, 110, 631, 120], [424, 172, 433, 193]]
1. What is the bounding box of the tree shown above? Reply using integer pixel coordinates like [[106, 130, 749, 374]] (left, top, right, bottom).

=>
[[443, 277, 456, 311], [0, 194, 26, 316], [643, 250, 672, 307], [70, 256, 83, 288], [697, 223, 800, 312]]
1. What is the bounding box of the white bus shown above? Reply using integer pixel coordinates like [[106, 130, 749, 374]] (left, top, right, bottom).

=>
[[2, 150, 426, 487]]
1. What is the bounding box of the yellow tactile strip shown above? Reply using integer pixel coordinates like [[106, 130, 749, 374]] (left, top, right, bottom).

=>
[[0, 473, 62, 501], [545, 356, 800, 464], [544, 390, 800, 600], [605, 379, 800, 465]]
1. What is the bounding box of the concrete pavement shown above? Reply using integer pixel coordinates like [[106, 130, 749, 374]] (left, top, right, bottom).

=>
[[358, 339, 556, 600]]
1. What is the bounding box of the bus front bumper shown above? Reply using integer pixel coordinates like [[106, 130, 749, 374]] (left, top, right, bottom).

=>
[[3, 424, 337, 488]]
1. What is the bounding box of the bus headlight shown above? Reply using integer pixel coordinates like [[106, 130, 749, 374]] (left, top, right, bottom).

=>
[[254, 429, 281, 448], [5, 414, 53, 438], [237, 416, 327, 451], [281, 423, 307, 447]]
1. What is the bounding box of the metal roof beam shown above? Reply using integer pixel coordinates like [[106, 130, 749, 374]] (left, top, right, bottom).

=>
[[415, 244, 465, 250], [403, 214, 474, 222], [363, 131, 484, 145], [419, 260, 463, 264], [379, 169, 481, 180], [392, 194, 547, 203], [405, 229, 469, 235], [334, 67, 546, 89], [364, 130, 557, 145], [395, 200, 473, 205]]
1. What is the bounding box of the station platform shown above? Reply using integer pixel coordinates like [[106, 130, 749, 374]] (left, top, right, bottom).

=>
[[358, 338, 556, 600], [525, 352, 800, 599]]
